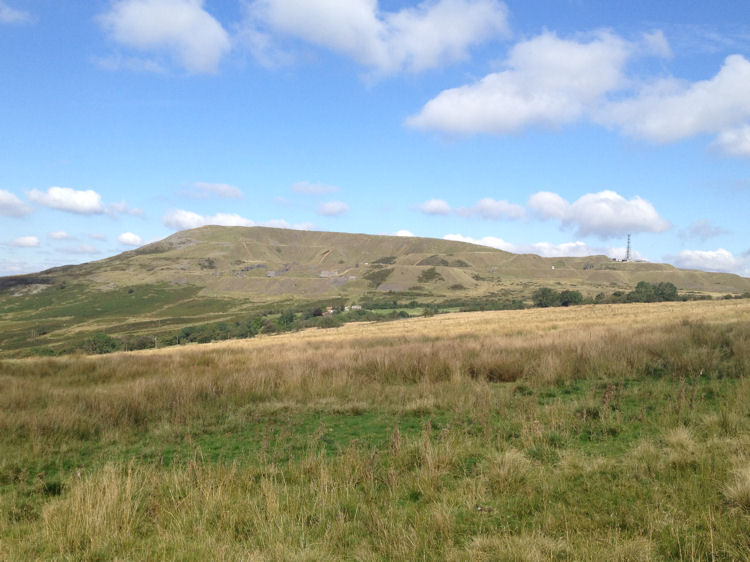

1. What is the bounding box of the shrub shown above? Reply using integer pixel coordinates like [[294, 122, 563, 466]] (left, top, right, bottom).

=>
[[559, 290, 583, 306], [84, 333, 119, 354], [532, 287, 561, 308]]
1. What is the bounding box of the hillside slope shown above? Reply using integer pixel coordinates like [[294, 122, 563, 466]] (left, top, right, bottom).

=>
[[1, 226, 749, 355]]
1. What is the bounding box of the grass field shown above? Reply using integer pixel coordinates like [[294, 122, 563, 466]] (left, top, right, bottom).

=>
[[1, 300, 749, 560]]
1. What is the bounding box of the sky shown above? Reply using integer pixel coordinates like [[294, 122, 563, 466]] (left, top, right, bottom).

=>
[[1, 0, 749, 277]]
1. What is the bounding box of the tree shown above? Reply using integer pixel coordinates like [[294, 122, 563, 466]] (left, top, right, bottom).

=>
[[654, 282, 678, 301], [627, 281, 656, 303], [84, 333, 119, 354], [532, 287, 561, 308], [559, 290, 583, 306], [279, 310, 296, 329]]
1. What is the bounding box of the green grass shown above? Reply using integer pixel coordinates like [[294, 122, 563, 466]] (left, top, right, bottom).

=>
[[1, 304, 750, 559]]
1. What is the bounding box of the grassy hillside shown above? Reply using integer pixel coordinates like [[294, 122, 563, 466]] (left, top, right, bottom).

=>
[[1, 300, 749, 559], [2, 226, 749, 356]]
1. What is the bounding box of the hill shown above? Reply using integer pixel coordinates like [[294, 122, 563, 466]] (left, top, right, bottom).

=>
[[1, 225, 749, 356]]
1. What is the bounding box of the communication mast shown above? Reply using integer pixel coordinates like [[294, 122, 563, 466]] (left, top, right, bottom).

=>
[[625, 234, 632, 262]]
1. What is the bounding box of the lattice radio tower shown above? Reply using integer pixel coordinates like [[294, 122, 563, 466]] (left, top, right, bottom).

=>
[[626, 234, 632, 262]]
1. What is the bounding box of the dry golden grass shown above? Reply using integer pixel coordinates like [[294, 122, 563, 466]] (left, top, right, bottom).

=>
[[1, 299, 749, 560]]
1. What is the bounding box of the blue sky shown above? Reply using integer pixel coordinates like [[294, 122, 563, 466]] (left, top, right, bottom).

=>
[[1, 0, 749, 277]]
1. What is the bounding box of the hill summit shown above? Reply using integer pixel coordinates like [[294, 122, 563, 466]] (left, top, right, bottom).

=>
[[1, 226, 749, 356]]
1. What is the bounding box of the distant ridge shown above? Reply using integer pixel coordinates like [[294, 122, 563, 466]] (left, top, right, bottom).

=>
[[1, 226, 749, 356]]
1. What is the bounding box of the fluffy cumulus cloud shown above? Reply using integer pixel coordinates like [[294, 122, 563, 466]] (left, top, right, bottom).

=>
[[0, 189, 31, 217], [99, 0, 231, 74], [0, 1, 31, 24], [418, 198, 452, 215], [192, 182, 243, 199], [163, 209, 255, 230], [10, 235, 40, 247], [28, 187, 105, 214], [443, 233, 514, 251], [292, 181, 339, 194], [408, 30, 631, 133], [395, 229, 414, 237], [408, 28, 750, 156], [527, 191, 568, 220], [444, 233, 639, 260], [529, 190, 669, 239], [316, 200, 349, 216], [246, 0, 509, 75], [671, 248, 747, 274], [419, 197, 523, 220], [118, 232, 143, 246], [27, 187, 141, 216], [456, 197, 524, 220], [162, 209, 298, 230], [713, 125, 750, 158], [598, 54, 750, 145]]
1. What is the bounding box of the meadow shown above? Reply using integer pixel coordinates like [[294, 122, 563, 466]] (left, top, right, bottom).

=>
[[1, 300, 749, 560]]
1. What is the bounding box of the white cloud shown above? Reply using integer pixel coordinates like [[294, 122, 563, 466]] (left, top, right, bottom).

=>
[[235, 22, 294, 68], [418, 198, 452, 215], [564, 191, 670, 238], [106, 201, 144, 217], [48, 230, 75, 240], [246, 0, 509, 75], [118, 232, 143, 246], [316, 200, 349, 216], [395, 229, 414, 237], [598, 54, 750, 144], [291, 221, 314, 230], [679, 219, 730, 242], [163, 209, 255, 230], [0, 1, 31, 24], [0, 258, 30, 274], [641, 30, 672, 59], [191, 182, 243, 199], [408, 29, 750, 157], [292, 181, 339, 194], [419, 197, 523, 220], [162, 209, 292, 230], [408, 30, 631, 133], [99, 0, 231, 74], [11, 236, 40, 247], [263, 219, 292, 228], [28, 187, 105, 214], [444, 233, 641, 260], [27, 187, 140, 217], [527, 191, 568, 220], [0, 189, 31, 217], [528, 190, 669, 239], [444, 233, 515, 251], [671, 248, 746, 274], [713, 125, 750, 158], [456, 197, 524, 220]]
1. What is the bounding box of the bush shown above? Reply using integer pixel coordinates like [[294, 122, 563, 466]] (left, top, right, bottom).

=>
[[559, 290, 583, 306], [532, 287, 561, 308], [627, 281, 678, 303], [84, 333, 119, 354]]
